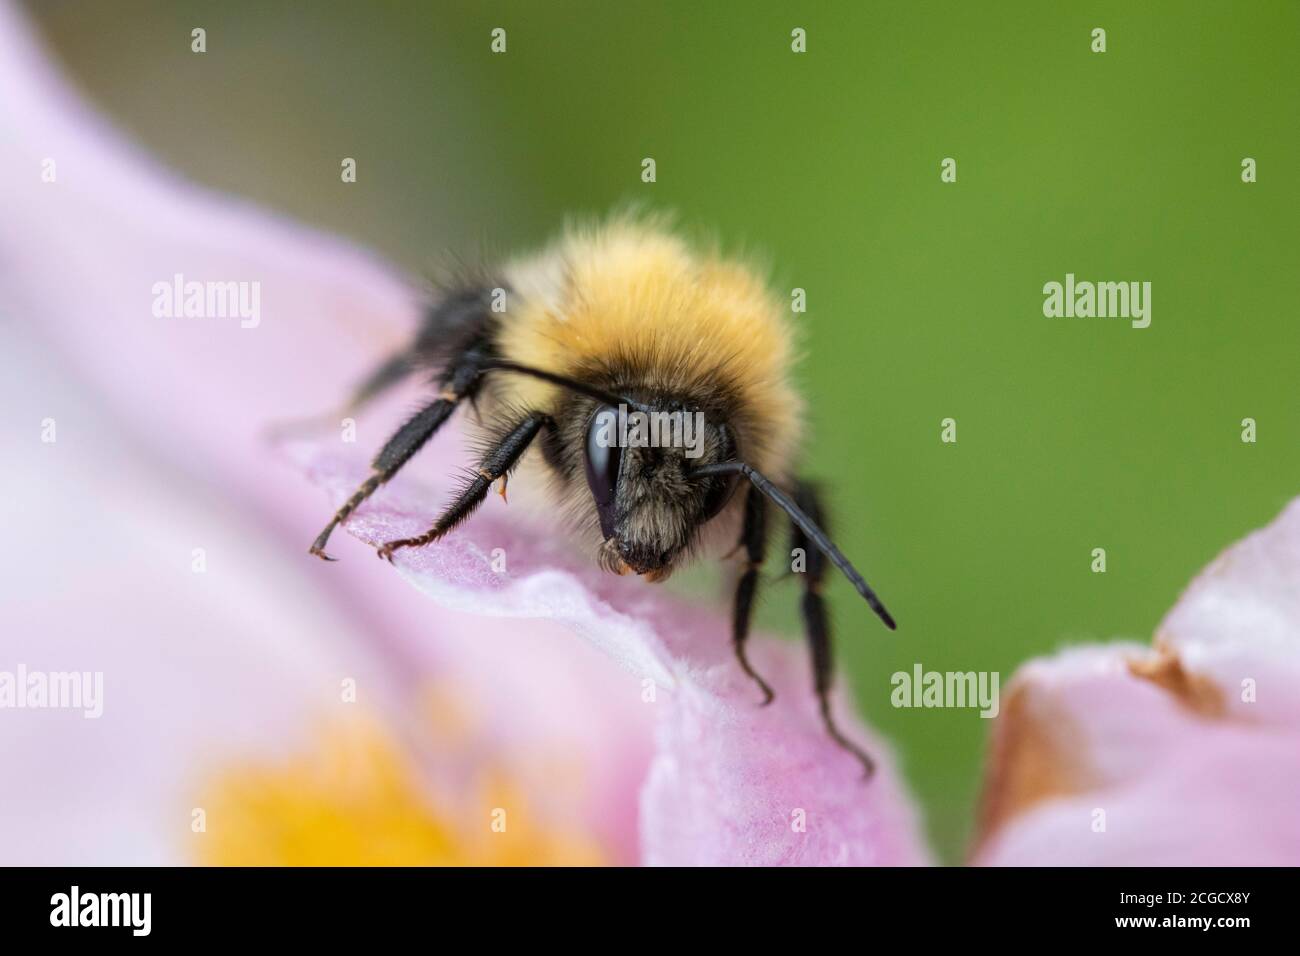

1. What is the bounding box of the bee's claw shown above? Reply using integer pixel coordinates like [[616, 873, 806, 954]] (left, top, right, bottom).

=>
[[377, 537, 423, 563]]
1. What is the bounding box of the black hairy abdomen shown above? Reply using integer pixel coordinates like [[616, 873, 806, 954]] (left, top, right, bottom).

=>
[[412, 285, 505, 373]]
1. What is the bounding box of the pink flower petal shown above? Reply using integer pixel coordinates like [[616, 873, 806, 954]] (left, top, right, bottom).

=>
[[3, 0, 929, 865], [0, 328, 391, 863], [1157, 499, 1300, 725], [290, 438, 932, 866], [975, 500, 1300, 866]]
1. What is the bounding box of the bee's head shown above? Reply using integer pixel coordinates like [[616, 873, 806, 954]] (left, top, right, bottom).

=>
[[581, 402, 739, 581]]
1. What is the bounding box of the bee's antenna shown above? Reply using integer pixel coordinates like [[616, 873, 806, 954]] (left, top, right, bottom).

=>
[[478, 360, 645, 411], [692, 461, 897, 631]]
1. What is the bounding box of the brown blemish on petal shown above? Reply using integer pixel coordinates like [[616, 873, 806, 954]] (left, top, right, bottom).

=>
[[973, 681, 1090, 852], [973, 645, 1226, 859], [1126, 644, 1225, 718]]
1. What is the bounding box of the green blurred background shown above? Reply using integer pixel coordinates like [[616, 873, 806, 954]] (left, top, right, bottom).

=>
[[30, 0, 1299, 861]]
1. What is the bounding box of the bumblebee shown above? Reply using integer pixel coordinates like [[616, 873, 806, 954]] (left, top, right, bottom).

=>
[[309, 217, 896, 774]]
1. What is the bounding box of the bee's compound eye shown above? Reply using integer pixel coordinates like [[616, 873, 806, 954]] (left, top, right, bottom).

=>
[[701, 470, 738, 521], [584, 405, 622, 537]]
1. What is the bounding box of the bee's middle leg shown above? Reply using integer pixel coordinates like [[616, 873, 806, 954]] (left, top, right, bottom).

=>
[[377, 410, 551, 561], [308, 356, 483, 560]]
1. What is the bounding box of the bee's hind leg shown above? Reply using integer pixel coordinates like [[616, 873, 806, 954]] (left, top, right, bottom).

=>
[[731, 484, 775, 705], [790, 480, 876, 779]]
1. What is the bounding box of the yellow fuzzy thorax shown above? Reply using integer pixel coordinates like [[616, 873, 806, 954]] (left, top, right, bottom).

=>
[[496, 218, 803, 478]]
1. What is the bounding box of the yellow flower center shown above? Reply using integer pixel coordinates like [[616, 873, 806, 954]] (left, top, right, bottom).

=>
[[194, 714, 604, 866]]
